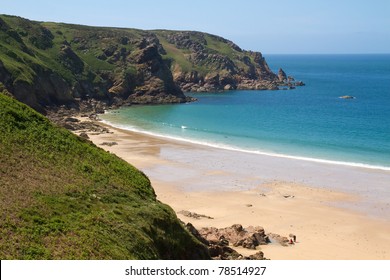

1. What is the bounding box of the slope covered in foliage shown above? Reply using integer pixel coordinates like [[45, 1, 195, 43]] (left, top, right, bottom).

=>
[[0, 93, 209, 259], [0, 15, 188, 112], [155, 30, 280, 92], [0, 14, 294, 114]]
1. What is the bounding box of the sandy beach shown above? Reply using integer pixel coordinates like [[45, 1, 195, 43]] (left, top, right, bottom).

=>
[[77, 118, 390, 260]]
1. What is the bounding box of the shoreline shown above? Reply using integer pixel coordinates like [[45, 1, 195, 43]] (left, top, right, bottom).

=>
[[75, 117, 390, 259], [100, 117, 390, 172]]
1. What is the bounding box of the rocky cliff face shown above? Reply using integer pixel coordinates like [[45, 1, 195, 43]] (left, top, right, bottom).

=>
[[0, 15, 192, 113], [154, 31, 302, 92], [0, 15, 303, 114]]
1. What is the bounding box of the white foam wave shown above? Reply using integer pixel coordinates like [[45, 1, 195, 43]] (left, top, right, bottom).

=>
[[99, 119, 390, 172]]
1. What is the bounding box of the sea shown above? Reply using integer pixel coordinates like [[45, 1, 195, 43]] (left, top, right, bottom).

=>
[[100, 54, 390, 171]]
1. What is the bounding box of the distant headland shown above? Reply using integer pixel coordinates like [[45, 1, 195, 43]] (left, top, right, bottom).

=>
[[0, 14, 304, 114]]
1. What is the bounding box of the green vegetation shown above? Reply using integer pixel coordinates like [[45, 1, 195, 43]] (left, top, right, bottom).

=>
[[0, 15, 124, 85], [158, 36, 194, 73], [204, 34, 236, 58], [0, 14, 280, 260], [0, 14, 277, 111], [0, 93, 209, 259], [0, 14, 196, 109], [156, 31, 248, 76]]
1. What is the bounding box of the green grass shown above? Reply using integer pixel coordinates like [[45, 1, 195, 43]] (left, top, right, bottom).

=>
[[1, 15, 119, 82], [0, 40, 37, 85], [0, 15, 154, 106], [0, 14, 276, 110], [77, 51, 116, 71], [204, 34, 237, 58], [154, 30, 259, 78], [158, 35, 212, 76], [0, 93, 209, 259], [158, 37, 194, 72]]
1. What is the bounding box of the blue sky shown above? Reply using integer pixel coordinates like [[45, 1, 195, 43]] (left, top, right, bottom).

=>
[[1, 0, 389, 54]]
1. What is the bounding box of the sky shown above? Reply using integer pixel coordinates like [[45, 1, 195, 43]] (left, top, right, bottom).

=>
[[1, 0, 389, 54]]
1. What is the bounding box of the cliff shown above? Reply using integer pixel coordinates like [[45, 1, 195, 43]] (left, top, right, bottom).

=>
[[156, 30, 281, 92], [0, 15, 190, 113], [0, 14, 301, 114], [0, 92, 209, 259]]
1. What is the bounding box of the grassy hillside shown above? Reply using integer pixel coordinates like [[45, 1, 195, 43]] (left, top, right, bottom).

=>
[[0, 14, 291, 113], [153, 29, 282, 92], [0, 15, 187, 112], [0, 93, 209, 259], [156, 30, 255, 76]]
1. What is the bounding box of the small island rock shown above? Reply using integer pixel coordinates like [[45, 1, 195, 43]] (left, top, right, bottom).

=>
[[339, 95, 356, 99]]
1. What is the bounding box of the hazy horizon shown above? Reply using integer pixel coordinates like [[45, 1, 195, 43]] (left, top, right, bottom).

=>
[[1, 0, 389, 54]]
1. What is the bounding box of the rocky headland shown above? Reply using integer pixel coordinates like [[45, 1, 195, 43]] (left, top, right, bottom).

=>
[[0, 14, 304, 116], [157, 30, 303, 92]]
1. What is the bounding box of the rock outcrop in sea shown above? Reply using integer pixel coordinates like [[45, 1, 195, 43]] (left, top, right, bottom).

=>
[[339, 95, 356, 99]]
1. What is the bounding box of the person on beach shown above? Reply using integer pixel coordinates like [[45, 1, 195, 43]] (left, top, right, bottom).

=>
[[289, 234, 297, 243]]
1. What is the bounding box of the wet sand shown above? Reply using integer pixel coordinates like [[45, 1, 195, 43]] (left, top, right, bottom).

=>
[[77, 118, 390, 259]]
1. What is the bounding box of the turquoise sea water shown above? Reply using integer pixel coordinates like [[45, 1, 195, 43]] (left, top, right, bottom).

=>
[[101, 54, 390, 170]]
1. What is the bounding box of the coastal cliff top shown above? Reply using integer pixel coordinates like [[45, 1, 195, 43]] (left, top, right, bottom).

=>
[[0, 14, 301, 113]]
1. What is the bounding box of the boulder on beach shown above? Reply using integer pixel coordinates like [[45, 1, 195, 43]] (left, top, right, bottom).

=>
[[186, 223, 268, 260], [198, 224, 270, 250]]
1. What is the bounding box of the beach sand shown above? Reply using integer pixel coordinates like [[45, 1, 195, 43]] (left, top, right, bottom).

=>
[[77, 118, 390, 259]]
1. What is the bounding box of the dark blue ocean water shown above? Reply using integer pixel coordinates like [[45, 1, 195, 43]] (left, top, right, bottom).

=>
[[101, 55, 390, 170]]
